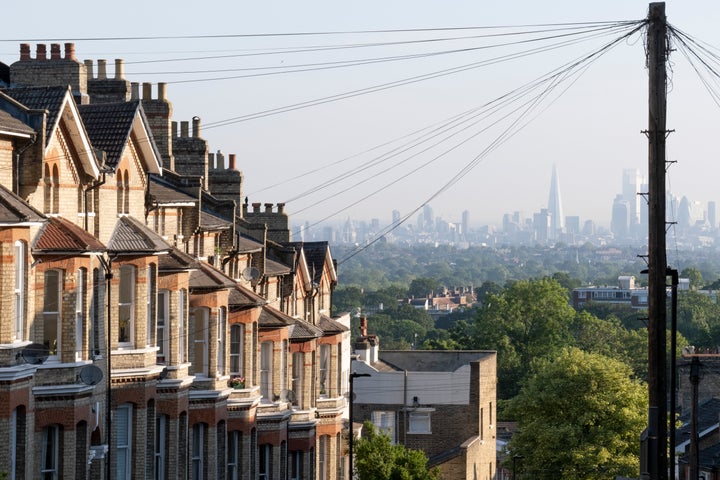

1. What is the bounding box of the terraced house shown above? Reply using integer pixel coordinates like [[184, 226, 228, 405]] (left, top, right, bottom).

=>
[[0, 43, 351, 479]]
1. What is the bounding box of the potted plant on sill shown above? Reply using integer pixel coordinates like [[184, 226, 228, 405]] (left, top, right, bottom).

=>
[[230, 377, 246, 389]]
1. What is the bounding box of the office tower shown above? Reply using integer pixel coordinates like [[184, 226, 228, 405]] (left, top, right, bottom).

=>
[[462, 210, 470, 237], [709, 201, 716, 229], [392, 209, 401, 224], [547, 164, 565, 241], [611, 195, 630, 240], [622, 169, 642, 227]]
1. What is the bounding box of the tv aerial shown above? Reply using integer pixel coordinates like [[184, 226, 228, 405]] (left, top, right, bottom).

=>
[[17, 343, 49, 365]]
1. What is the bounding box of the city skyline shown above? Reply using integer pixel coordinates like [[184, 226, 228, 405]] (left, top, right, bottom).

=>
[[4, 1, 720, 228]]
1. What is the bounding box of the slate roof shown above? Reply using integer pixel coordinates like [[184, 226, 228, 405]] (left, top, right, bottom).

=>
[[190, 261, 236, 291], [676, 397, 720, 444], [148, 176, 196, 205], [237, 233, 263, 254], [258, 305, 295, 328], [78, 101, 142, 168], [228, 284, 267, 308], [2, 86, 68, 145], [107, 216, 170, 253], [288, 241, 331, 284], [0, 184, 44, 224], [318, 314, 349, 334], [0, 109, 35, 137], [200, 210, 232, 231], [33, 217, 106, 253], [289, 318, 324, 341], [158, 247, 198, 273], [265, 256, 292, 276]]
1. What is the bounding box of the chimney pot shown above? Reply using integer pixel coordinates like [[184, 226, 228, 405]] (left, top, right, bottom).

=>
[[252, 202, 261, 213], [98, 59, 107, 79], [277, 202, 285, 213], [37, 44, 47, 61], [171, 121, 178, 138], [114, 59, 124, 80], [228, 154, 237, 170], [20, 44, 30, 61], [265, 203, 273, 213], [158, 82, 167, 101], [84, 60, 94, 79], [64, 43, 75, 61], [192, 116, 201, 138], [180, 121, 189, 138], [50, 43, 61, 60], [142, 82, 152, 101], [131, 82, 140, 100]]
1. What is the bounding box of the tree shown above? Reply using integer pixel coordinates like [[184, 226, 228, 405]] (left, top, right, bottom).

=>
[[354, 421, 441, 480], [467, 278, 576, 398], [681, 267, 704, 290], [505, 348, 647, 480], [408, 277, 439, 298]]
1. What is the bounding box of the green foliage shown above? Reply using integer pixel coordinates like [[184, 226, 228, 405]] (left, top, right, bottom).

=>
[[681, 267, 704, 290], [408, 277, 439, 298], [677, 290, 720, 346], [468, 278, 577, 398], [505, 348, 647, 480], [354, 421, 441, 480]]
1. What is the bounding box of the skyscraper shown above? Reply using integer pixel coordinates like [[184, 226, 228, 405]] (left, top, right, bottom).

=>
[[547, 164, 565, 241]]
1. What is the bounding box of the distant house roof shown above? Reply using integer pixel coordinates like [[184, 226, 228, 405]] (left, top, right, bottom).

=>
[[377, 350, 495, 373], [200, 210, 232, 231], [33, 216, 105, 253], [236, 233, 263, 253], [78, 101, 161, 173], [107, 216, 170, 254], [0, 184, 44, 225]]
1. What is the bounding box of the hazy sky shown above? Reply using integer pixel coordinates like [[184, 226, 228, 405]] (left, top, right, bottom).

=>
[[2, 1, 720, 229]]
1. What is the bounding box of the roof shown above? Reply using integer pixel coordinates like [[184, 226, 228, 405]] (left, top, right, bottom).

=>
[[229, 284, 267, 308], [190, 261, 236, 291], [236, 233, 263, 253], [200, 210, 232, 230], [287, 241, 334, 284], [78, 101, 161, 173], [0, 109, 35, 138], [158, 247, 198, 273], [318, 314, 349, 334], [107, 216, 170, 254], [676, 397, 720, 444], [377, 350, 495, 373], [0, 184, 44, 224], [289, 318, 323, 341], [265, 256, 292, 276], [2, 86, 66, 144], [148, 175, 196, 206], [33, 216, 105, 253], [258, 305, 295, 328]]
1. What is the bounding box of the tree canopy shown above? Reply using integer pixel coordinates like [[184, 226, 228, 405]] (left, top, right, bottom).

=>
[[505, 348, 647, 480], [354, 421, 441, 480]]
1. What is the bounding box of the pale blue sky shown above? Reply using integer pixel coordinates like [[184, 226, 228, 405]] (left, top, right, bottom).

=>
[[2, 1, 719, 228]]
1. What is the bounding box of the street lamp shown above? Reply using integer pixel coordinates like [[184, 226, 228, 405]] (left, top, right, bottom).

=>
[[349, 372, 371, 479]]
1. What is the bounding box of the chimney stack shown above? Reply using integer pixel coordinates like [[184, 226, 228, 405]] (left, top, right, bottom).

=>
[[36, 44, 47, 61], [192, 116, 201, 138], [97, 59, 107, 79], [64, 43, 76, 61], [114, 59, 124, 80], [20, 44, 30, 61], [228, 154, 236, 170], [50, 43, 61, 60]]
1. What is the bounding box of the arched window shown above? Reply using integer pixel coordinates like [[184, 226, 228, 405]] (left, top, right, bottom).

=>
[[191, 423, 206, 480], [217, 307, 226, 376], [44, 164, 51, 213], [116, 170, 124, 215], [227, 431, 242, 480], [14, 241, 25, 342], [260, 341, 273, 401], [75, 268, 87, 361], [51, 164, 59, 214], [116, 404, 133, 480]]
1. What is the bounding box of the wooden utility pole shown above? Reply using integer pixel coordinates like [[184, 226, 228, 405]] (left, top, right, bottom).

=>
[[646, 3, 668, 479]]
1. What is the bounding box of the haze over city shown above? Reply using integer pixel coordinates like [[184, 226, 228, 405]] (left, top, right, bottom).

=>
[[4, 0, 720, 228]]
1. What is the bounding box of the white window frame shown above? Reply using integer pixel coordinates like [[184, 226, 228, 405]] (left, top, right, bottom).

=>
[[13, 241, 24, 342], [40, 424, 60, 480], [372, 411, 396, 444], [260, 341, 273, 401], [407, 410, 433, 434], [217, 308, 226, 376], [292, 352, 303, 408], [146, 264, 156, 348], [319, 344, 330, 396], [155, 414, 166, 480], [229, 324, 244, 377], [259, 444, 271, 480], [191, 423, 205, 480], [290, 450, 302, 480], [193, 308, 209, 377], [178, 289, 187, 363], [116, 404, 132, 480], [43, 270, 62, 361], [157, 290, 169, 364], [118, 265, 135, 348], [227, 431, 240, 480], [75, 268, 86, 361]]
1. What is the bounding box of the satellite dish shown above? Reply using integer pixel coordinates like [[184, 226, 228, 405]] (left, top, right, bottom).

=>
[[241, 267, 260, 281], [20, 343, 49, 364], [78, 365, 104, 386], [280, 389, 296, 403], [159, 367, 169, 380]]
